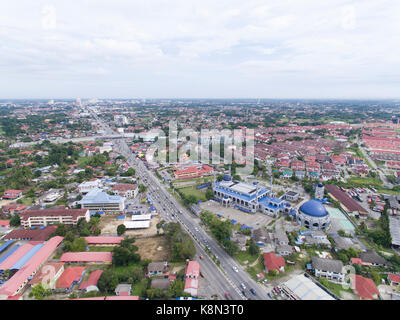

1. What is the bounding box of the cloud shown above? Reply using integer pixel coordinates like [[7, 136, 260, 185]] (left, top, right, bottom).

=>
[[0, 0, 399, 98]]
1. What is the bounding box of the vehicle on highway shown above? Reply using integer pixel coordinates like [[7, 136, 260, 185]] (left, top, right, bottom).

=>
[[225, 292, 231, 300], [250, 288, 257, 296], [232, 266, 239, 272], [199, 255, 204, 260], [241, 290, 247, 297], [240, 283, 246, 290]]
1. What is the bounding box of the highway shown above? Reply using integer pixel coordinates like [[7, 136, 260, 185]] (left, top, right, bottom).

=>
[[92, 112, 269, 300]]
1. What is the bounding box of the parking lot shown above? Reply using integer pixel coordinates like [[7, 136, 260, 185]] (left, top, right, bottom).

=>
[[199, 200, 275, 228]]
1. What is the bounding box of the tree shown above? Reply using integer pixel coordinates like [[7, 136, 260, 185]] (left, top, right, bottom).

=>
[[70, 238, 88, 252], [205, 188, 214, 200], [223, 240, 239, 256], [98, 270, 118, 293], [249, 241, 260, 256], [117, 224, 126, 236], [10, 215, 20, 227], [64, 231, 75, 243], [138, 184, 147, 193], [30, 283, 51, 300]]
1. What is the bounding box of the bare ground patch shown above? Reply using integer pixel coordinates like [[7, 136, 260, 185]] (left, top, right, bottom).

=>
[[134, 236, 171, 261]]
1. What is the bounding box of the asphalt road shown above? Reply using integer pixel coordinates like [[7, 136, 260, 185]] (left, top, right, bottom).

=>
[[91, 112, 269, 300]]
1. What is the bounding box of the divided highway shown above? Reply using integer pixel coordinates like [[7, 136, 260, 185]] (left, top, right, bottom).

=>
[[92, 112, 269, 300]]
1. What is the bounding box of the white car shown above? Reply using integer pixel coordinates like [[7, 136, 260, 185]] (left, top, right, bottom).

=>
[[232, 266, 239, 272]]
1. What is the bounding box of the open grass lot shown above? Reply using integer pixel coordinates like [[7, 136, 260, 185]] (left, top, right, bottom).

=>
[[318, 279, 354, 299], [235, 250, 259, 266], [132, 279, 148, 296], [177, 186, 207, 202], [347, 177, 383, 186], [88, 246, 114, 252], [134, 236, 172, 261]]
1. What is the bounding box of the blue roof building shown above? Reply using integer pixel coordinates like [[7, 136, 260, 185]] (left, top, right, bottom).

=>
[[213, 177, 291, 216], [78, 188, 125, 214], [296, 200, 331, 231]]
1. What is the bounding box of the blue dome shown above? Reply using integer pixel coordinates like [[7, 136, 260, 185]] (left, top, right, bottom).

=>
[[299, 200, 328, 217], [223, 175, 232, 181]]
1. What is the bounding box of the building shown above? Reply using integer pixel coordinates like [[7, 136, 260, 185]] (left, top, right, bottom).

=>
[[2, 190, 22, 200], [56, 267, 86, 292], [389, 274, 400, 286], [78, 188, 125, 214], [173, 165, 213, 180], [123, 221, 150, 229], [325, 185, 368, 216], [359, 250, 390, 267], [274, 231, 289, 246], [213, 175, 291, 215], [4, 226, 57, 241], [115, 283, 132, 296], [184, 261, 200, 297], [60, 252, 113, 265], [315, 183, 325, 200], [276, 245, 293, 256], [78, 270, 103, 293], [296, 200, 331, 231], [151, 278, 171, 290], [263, 252, 285, 273], [147, 262, 170, 277], [252, 228, 273, 247], [0, 236, 64, 299], [84, 236, 124, 246], [284, 191, 299, 202], [281, 274, 335, 300], [353, 275, 380, 300], [29, 262, 64, 290], [112, 184, 138, 198], [20, 209, 90, 228], [78, 180, 101, 194], [311, 257, 345, 283]]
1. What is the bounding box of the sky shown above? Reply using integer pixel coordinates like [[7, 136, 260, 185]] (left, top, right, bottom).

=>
[[1, 0, 400, 99]]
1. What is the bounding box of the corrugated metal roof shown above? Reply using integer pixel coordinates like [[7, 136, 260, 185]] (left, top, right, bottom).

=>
[[0, 244, 34, 271], [11, 244, 44, 270]]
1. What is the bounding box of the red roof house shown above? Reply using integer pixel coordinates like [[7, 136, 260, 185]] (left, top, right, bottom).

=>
[[56, 267, 86, 291], [353, 275, 380, 300], [263, 252, 285, 273]]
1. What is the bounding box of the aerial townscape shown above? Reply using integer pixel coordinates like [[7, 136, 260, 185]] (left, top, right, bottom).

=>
[[2, 1, 400, 312], [0, 98, 399, 302]]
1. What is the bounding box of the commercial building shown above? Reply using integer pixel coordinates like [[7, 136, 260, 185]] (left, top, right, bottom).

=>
[[184, 261, 200, 297], [173, 165, 214, 180], [325, 185, 368, 216], [78, 188, 125, 214], [281, 274, 335, 300], [20, 209, 90, 228]]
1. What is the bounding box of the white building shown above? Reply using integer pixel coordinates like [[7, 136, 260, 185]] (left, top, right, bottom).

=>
[[78, 188, 125, 214], [79, 180, 101, 194]]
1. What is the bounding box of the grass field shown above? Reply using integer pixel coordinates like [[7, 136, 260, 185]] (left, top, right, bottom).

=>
[[235, 250, 259, 266], [177, 186, 207, 202], [88, 246, 114, 252], [347, 177, 383, 186]]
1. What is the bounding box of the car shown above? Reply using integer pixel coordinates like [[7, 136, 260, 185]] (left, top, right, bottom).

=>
[[241, 290, 247, 297], [232, 266, 239, 272], [240, 283, 246, 290], [267, 293, 273, 299], [199, 255, 204, 260], [250, 288, 257, 296]]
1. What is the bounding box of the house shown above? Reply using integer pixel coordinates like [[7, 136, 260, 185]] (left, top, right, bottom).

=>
[[1, 204, 26, 216], [263, 252, 285, 273], [311, 257, 345, 283], [388, 274, 400, 286], [112, 184, 138, 198], [252, 228, 273, 246], [151, 278, 171, 290], [2, 190, 22, 200], [359, 250, 390, 267], [274, 231, 289, 246], [115, 283, 132, 296], [147, 261, 170, 277], [284, 191, 299, 202], [78, 270, 103, 293], [276, 245, 293, 256], [353, 275, 380, 300]]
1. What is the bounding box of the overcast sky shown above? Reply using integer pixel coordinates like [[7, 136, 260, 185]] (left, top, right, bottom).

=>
[[1, 0, 400, 99]]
